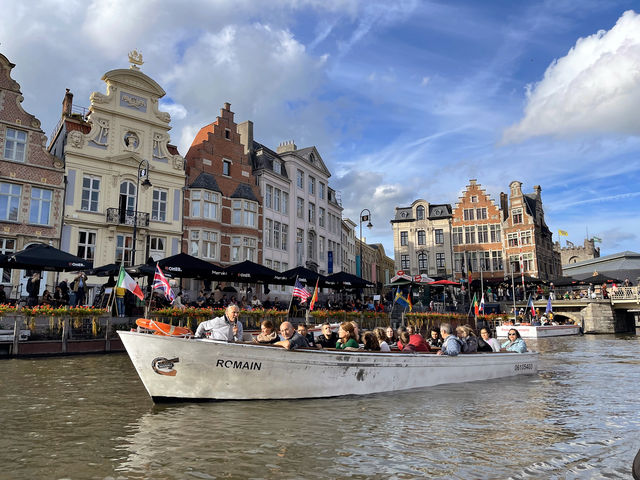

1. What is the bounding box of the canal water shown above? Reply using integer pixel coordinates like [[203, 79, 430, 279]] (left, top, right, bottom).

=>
[[1, 334, 639, 479]]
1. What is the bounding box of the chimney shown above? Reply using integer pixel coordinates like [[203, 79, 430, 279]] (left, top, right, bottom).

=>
[[500, 192, 509, 221], [224, 102, 231, 111], [276, 140, 297, 154], [533, 185, 541, 198], [237, 120, 254, 155], [62, 88, 73, 116]]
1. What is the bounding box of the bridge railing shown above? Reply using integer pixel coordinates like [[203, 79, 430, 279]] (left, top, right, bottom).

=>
[[610, 286, 640, 304]]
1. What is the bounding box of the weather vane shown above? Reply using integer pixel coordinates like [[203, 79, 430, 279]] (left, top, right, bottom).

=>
[[128, 50, 144, 70]]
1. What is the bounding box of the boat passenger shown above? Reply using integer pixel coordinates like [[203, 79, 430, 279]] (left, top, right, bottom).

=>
[[297, 323, 315, 347], [316, 322, 338, 349], [501, 329, 527, 353], [350, 321, 361, 343], [426, 327, 442, 348], [336, 322, 360, 350], [437, 323, 461, 356], [397, 330, 431, 352], [254, 319, 279, 344], [385, 326, 397, 346], [362, 331, 380, 351], [456, 325, 478, 353], [373, 327, 391, 352], [194, 305, 239, 341], [478, 328, 500, 352], [275, 321, 309, 350], [398, 331, 416, 352]]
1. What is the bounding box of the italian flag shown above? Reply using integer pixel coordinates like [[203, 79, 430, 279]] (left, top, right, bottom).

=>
[[117, 265, 144, 300]]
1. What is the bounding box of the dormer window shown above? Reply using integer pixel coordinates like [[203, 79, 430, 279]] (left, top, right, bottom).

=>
[[273, 160, 282, 175], [416, 205, 425, 220]]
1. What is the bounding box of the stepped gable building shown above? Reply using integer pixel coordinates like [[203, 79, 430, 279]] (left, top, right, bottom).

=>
[[49, 53, 186, 278], [391, 200, 454, 279], [0, 53, 65, 294], [500, 181, 561, 280], [452, 179, 504, 282], [239, 120, 343, 280], [184, 102, 262, 270], [554, 238, 600, 266]]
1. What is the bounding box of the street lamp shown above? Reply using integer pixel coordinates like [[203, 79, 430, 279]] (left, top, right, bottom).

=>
[[132, 159, 152, 266], [359, 208, 372, 278]]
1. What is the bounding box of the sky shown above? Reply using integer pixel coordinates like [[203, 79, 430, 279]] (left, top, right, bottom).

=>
[[2, 0, 640, 260]]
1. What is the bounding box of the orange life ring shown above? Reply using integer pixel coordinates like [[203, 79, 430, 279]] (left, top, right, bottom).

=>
[[136, 318, 192, 336]]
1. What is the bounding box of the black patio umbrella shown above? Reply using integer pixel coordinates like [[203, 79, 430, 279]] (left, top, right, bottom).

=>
[[502, 274, 544, 284], [88, 263, 121, 277], [224, 260, 281, 284], [579, 272, 622, 284], [324, 271, 375, 289], [546, 275, 584, 287], [3, 243, 92, 272], [156, 253, 227, 280], [278, 266, 326, 286]]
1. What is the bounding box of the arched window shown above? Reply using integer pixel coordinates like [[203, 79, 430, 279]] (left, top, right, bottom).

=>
[[119, 181, 136, 212], [418, 251, 428, 272], [416, 205, 425, 220]]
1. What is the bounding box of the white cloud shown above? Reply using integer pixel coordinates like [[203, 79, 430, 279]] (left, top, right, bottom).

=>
[[160, 102, 187, 121], [502, 10, 640, 144]]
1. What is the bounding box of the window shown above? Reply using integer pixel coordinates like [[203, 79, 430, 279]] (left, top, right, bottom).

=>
[[282, 192, 289, 214], [418, 251, 428, 271], [190, 230, 200, 256], [452, 227, 463, 245], [274, 222, 281, 250], [307, 232, 315, 260], [281, 224, 288, 251], [29, 188, 52, 225], [319, 236, 325, 259], [265, 185, 272, 209], [477, 225, 488, 243], [521, 230, 532, 245], [0, 237, 15, 283], [319, 182, 325, 199], [152, 189, 167, 221], [436, 253, 446, 269], [400, 231, 408, 246], [149, 236, 165, 260], [319, 207, 325, 227], [434, 229, 444, 244], [3, 128, 27, 162], [296, 170, 304, 189], [240, 237, 257, 262], [233, 200, 257, 227], [119, 181, 136, 211], [308, 203, 315, 223], [77, 230, 96, 261], [265, 219, 272, 248], [273, 160, 282, 175], [225, 128, 231, 140], [454, 252, 464, 273], [507, 233, 519, 247], [81, 176, 100, 212], [509, 254, 521, 273], [201, 231, 217, 259], [417, 230, 426, 245], [470, 195, 478, 203], [191, 191, 219, 219], [401, 254, 410, 269], [274, 260, 281, 271], [476, 207, 487, 220], [0, 182, 21, 221], [416, 205, 425, 220], [273, 188, 280, 212], [479, 251, 491, 271], [492, 251, 503, 271], [296, 197, 304, 218], [512, 208, 523, 224], [490, 224, 501, 243], [464, 226, 475, 244], [223, 160, 231, 176], [116, 234, 133, 266], [523, 252, 534, 271], [231, 237, 241, 262], [308, 176, 315, 195], [463, 208, 474, 221]]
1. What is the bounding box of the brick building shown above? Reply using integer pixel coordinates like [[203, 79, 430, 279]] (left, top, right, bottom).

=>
[[0, 53, 65, 296], [452, 179, 504, 282], [184, 103, 262, 272]]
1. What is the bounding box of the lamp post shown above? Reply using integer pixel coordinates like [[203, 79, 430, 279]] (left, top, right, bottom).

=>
[[359, 208, 372, 279], [131, 159, 152, 266]]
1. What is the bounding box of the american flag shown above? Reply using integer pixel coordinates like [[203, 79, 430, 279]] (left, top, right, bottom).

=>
[[153, 265, 175, 304], [292, 279, 311, 303]]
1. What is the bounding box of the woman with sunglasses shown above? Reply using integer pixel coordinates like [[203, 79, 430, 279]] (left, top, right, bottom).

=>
[[501, 328, 527, 353]]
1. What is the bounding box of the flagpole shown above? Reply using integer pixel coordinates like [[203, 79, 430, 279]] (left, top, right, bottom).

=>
[[510, 259, 516, 322], [480, 254, 484, 302]]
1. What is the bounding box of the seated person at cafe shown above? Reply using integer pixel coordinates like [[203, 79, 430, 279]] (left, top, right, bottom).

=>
[[275, 321, 309, 350], [41, 289, 54, 305], [316, 322, 338, 348], [0, 284, 6, 303]]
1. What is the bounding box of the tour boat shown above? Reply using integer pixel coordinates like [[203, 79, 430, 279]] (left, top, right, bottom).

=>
[[496, 323, 581, 338], [118, 327, 539, 402]]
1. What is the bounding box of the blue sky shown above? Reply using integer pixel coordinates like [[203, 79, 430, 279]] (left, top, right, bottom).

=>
[[2, 0, 639, 259]]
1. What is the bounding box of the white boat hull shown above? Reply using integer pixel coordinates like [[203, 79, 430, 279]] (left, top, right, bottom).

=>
[[118, 331, 539, 401], [496, 324, 581, 338]]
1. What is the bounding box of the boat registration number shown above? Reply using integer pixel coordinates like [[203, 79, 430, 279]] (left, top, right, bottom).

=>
[[514, 363, 534, 372]]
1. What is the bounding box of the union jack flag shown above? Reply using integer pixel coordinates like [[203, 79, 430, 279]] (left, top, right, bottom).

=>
[[153, 265, 175, 304], [292, 279, 311, 303]]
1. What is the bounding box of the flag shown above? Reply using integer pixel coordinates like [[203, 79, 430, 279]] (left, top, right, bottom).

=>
[[293, 279, 311, 303], [545, 296, 552, 314], [153, 265, 175, 304], [394, 288, 410, 309], [592, 236, 602, 243], [468, 261, 473, 282], [473, 293, 478, 316], [407, 290, 413, 312], [479, 293, 485, 313], [117, 265, 144, 300], [527, 295, 535, 316], [309, 279, 319, 311], [558, 229, 568, 236]]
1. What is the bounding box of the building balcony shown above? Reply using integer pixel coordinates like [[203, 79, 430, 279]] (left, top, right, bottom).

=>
[[106, 208, 149, 228]]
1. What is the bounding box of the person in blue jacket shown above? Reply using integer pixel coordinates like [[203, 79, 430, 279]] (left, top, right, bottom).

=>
[[501, 328, 527, 353]]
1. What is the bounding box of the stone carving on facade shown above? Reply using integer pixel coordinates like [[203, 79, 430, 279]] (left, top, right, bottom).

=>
[[91, 118, 110, 146], [90, 91, 111, 104], [123, 131, 141, 152], [172, 155, 184, 170], [121, 94, 147, 109], [152, 132, 169, 159], [128, 50, 144, 70], [150, 98, 171, 123], [68, 130, 84, 149]]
